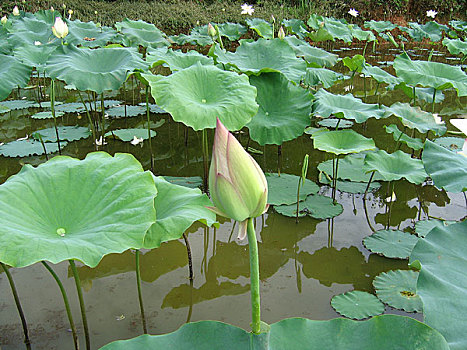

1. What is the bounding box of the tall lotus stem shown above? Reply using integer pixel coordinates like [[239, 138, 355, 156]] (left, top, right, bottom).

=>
[[183, 233, 194, 281], [296, 154, 309, 223], [431, 89, 437, 114], [100, 93, 105, 137], [41, 261, 79, 350], [50, 79, 61, 154], [277, 145, 282, 175], [0, 262, 31, 350], [202, 129, 209, 192], [69, 260, 90, 350], [215, 24, 224, 50], [146, 86, 154, 172], [246, 218, 261, 334], [135, 250, 147, 334], [78, 91, 97, 149]]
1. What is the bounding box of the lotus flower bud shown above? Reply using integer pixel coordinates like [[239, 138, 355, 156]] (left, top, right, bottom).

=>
[[12, 6, 20, 16], [208, 23, 217, 38], [208, 118, 268, 239], [1, 16, 7, 24], [52, 17, 68, 39], [278, 26, 285, 40], [62, 3, 67, 9]]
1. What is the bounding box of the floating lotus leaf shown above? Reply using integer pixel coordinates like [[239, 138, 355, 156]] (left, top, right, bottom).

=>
[[143, 176, 217, 249], [115, 19, 169, 48], [304, 67, 346, 88], [32, 101, 63, 109], [245, 18, 273, 39], [32, 126, 91, 142], [106, 105, 146, 118], [318, 154, 386, 182], [319, 176, 381, 194], [401, 22, 448, 42], [67, 20, 118, 48], [275, 194, 343, 219], [284, 36, 338, 68], [282, 19, 309, 39], [0, 54, 32, 101], [373, 269, 422, 312], [149, 64, 258, 131], [363, 230, 419, 259], [101, 315, 448, 349], [312, 89, 386, 123], [434, 137, 465, 151], [138, 103, 166, 114], [384, 124, 423, 150], [364, 20, 397, 33], [55, 102, 86, 113], [163, 176, 203, 189], [246, 72, 312, 145], [266, 173, 319, 206], [0, 152, 157, 268], [215, 38, 307, 83], [0, 100, 36, 110], [410, 220, 467, 350], [363, 150, 427, 184], [312, 129, 375, 155], [0, 138, 63, 157], [386, 102, 446, 135], [105, 128, 156, 142], [30, 111, 65, 119], [414, 219, 455, 238], [46, 45, 148, 94], [394, 53, 467, 97], [442, 38, 467, 56], [13, 43, 58, 72], [147, 48, 213, 71], [316, 118, 353, 129], [422, 140, 467, 193], [331, 291, 384, 320], [362, 64, 401, 88]]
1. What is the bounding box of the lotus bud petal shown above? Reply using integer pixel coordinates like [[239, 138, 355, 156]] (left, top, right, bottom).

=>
[[208, 23, 217, 38], [1, 16, 7, 24], [12, 6, 20, 16], [278, 26, 285, 40], [52, 17, 68, 39]]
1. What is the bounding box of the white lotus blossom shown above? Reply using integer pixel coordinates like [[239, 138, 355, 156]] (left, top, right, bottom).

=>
[[1, 16, 7, 24], [348, 8, 359, 17], [241, 3, 254, 16], [34, 41, 42, 45], [130, 136, 144, 146], [95, 136, 107, 146], [385, 192, 396, 203], [12, 6, 20, 16], [426, 10, 438, 18], [52, 17, 68, 39], [433, 113, 444, 125]]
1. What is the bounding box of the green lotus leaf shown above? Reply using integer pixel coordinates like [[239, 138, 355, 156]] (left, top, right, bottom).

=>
[[0, 99, 36, 110], [216, 38, 307, 83], [67, 20, 118, 48], [363, 230, 419, 259], [275, 194, 343, 219], [386, 102, 446, 135], [414, 219, 455, 238], [106, 105, 146, 118], [395, 84, 445, 104], [46, 45, 148, 94], [0, 105, 10, 114], [55, 102, 86, 113], [266, 173, 319, 206], [13, 43, 58, 72], [284, 36, 338, 68], [312, 17, 353, 43], [138, 103, 166, 114], [373, 269, 422, 312], [0, 152, 157, 268], [442, 38, 467, 56], [401, 22, 449, 42], [32, 101, 63, 109], [169, 25, 212, 46], [143, 176, 217, 249], [450, 20, 467, 32], [115, 19, 169, 48], [33, 9, 63, 25], [30, 111, 65, 119], [343, 54, 365, 73], [304, 67, 346, 88], [319, 176, 381, 194], [422, 140, 467, 193], [363, 150, 427, 184], [349, 25, 376, 42], [331, 291, 384, 320], [433, 136, 465, 151], [308, 27, 334, 42], [246, 72, 312, 145], [0, 26, 12, 54], [149, 64, 258, 131], [0, 138, 63, 157], [246, 18, 273, 39], [362, 64, 401, 88], [217, 22, 247, 41], [147, 48, 213, 71], [164, 176, 203, 189], [384, 124, 423, 150], [394, 53, 467, 96], [32, 126, 91, 142], [410, 220, 467, 350], [364, 20, 397, 33], [105, 128, 156, 142], [312, 89, 386, 123], [312, 129, 375, 155], [316, 118, 353, 128], [0, 54, 32, 101], [318, 154, 386, 182], [282, 19, 309, 39], [8, 16, 57, 47]]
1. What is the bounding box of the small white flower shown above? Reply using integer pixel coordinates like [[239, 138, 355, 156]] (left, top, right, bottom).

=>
[[95, 136, 107, 146], [426, 10, 438, 18], [385, 192, 396, 203], [278, 26, 285, 40], [348, 8, 359, 17], [433, 114, 444, 125], [1, 15, 7, 24], [241, 3, 254, 16], [344, 85, 352, 92], [12, 6, 20, 16], [34, 41, 42, 46], [50, 6, 54, 12], [130, 136, 144, 146]]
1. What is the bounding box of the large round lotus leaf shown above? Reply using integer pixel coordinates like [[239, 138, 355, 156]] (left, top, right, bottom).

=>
[[394, 53, 467, 96], [266, 173, 319, 205], [316, 118, 353, 129], [8, 16, 56, 47], [13, 44, 58, 72], [0, 100, 36, 110], [30, 111, 64, 119], [106, 105, 146, 118], [0, 54, 32, 101], [215, 38, 307, 83], [312, 89, 386, 123], [434, 137, 465, 151], [373, 269, 422, 312], [384, 124, 423, 150], [422, 140, 467, 192], [245, 18, 273, 39], [0, 139, 63, 157], [442, 38, 467, 56], [150, 64, 258, 131], [275, 194, 343, 220], [32, 101, 63, 109], [46, 45, 148, 94], [282, 19, 309, 39], [363, 230, 419, 259], [304, 68, 345, 88], [364, 20, 397, 33], [32, 126, 91, 142], [0, 152, 157, 268], [137, 103, 166, 114], [101, 315, 448, 349], [115, 19, 169, 48], [402, 22, 448, 42], [331, 291, 385, 320], [414, 219, 455, 238], [319, 176, 381, 194], [363, 150, 427, 184], [318, 154, 386, 182], [67, 20, 118, 48], [147, 48, 213, 71], [246, 73, 312, 145], [312, 129, 375, 155], [386, 102, 446, 135], [349, 25, 376, 42], [284, 36, 338, 68], [105, 128, 156, 142], [362, 64, 401, 87], [410, 220, 467, 350], [395, 84, 446, 104], [143, 176, 217, 249]]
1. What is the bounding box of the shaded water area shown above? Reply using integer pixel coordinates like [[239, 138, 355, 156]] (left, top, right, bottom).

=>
[[0, 42, 466, 349]]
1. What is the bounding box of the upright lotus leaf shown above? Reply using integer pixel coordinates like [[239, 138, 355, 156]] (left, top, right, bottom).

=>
[[101, 315, 449, 349], [422, 140, 467, 193], [395, 84, 445, 104], [450, 20, 467, 33], [318, 153, 386, 182], [0, 152, 157, 268], [363, 230, 419, 259], [246, 72, 313, 145], [384, 124, 423, 150], [386, 102, 446, 135], [8, 16, 56, 47], [331, 291, 384, 320], [115, 19, 169, 48], [284, 36, 338, 68], [147, 48, 213, 71], [310, 17, 353, 43], [31, 126, 91, 142], [149, 63, 258, 131], [143, 176, 217, 249], [364, 20, 397, 33], [362, 64, 402, 88], [245, 18, 273, 39], [266, 173, 319, 205], [410, 220, 467, 350], [343, 54, 365, 73], [394, 53, 467, 97], [363, 150, 427, 184], [442, 38, 467, 56], [282, 19, 309, 39], [46, 45, 148, 94], [304, 67, 345, 88], [67, 20, 118, 48], [401, 22, 449, 42], [312, 129, 375, 155], [13, 43, 59, 73], [217, 22, 247, 41], [0, 54, 32, 101], [312, 89, 386, 123], [349, 25, 376, 42], [215, 38, 307, 83]]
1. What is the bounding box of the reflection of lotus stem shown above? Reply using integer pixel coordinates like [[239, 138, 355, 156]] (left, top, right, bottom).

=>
[[41, 261, 79, 350], [135, 250, 148, 334], [0, 262, 31, 350], [431, 89, 436, 114], [78, 91, 97, 150], [246, 218, 261, 334], [186, 279, 194, 323], [374, 81, 380, 97], [146, 86, 154, 172], [362, 40, 369, 58], [69, 260, 91, 350], [202, 129, 209, 192], [100, 93, 106, 137], [332, 156, 340, 203], [50, 79, 61, 155], [277, 145, 282, 175], [183, 233, 194, 281], [296, 177, 302, 224]]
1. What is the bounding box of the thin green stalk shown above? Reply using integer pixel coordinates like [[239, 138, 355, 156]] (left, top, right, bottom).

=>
[[202, 129, 209, 192], [412, 86, 417, 106], [41, 261, 79, 350], [296, 177, 302, 224], [145, 86, 154, 172], [362, 40, 369, 58], [100, 93, 105, 138], [333, 156, 340, 203], [363, 73, 367, 99], [277, 145, 282, 175], [135, 250, 147, 334], [78, 91, 96, 148], [215, 25, 224, 50], [1, 262, 31, 350], [69, 260, 90, 350], [183, 233, 194, 281], [37, 133, 49, 161], [246, 218, 261, 334], [431, 89, 437, 114], [374, 81, 380, 96], [50, 79, 61, 155]]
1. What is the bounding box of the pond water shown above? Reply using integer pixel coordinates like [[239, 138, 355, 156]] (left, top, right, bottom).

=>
[[0, 42, 466, 349]]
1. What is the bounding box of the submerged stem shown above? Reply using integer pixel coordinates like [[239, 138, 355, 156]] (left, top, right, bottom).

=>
[[183, 233, 194, 281], [135, 250, 147, 334], [246, 218, 261, 334], [69, 260, 90, 350]]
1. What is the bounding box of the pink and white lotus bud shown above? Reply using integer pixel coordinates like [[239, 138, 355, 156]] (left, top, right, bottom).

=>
[[208, 118, 268, 239], [278, 26, 285, 40], [208, 23, 217, 38], [12, 6, 20, 16], [52, 17, 68, 39], [1, 16, 7, 24]]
